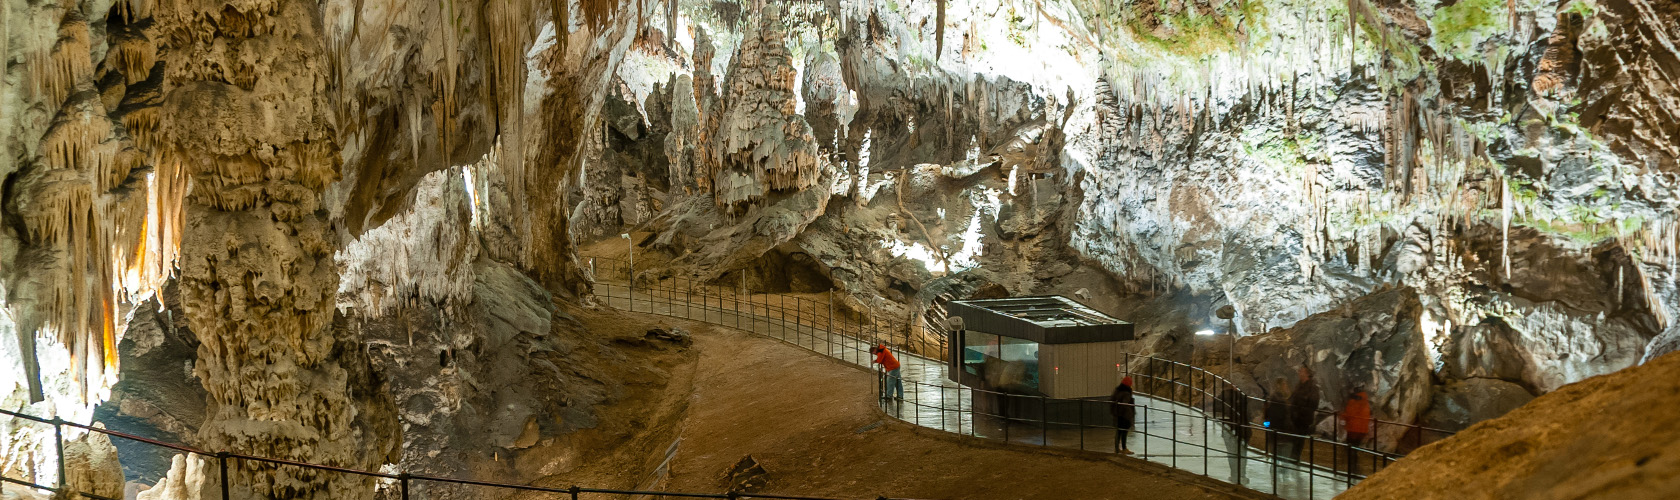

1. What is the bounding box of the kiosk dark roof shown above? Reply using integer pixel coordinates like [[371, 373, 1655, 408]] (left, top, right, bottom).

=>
[[948, 296, 1133, 344]]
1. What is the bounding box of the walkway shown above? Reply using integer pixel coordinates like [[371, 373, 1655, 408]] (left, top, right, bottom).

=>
[[592, 278, 1360, 500]]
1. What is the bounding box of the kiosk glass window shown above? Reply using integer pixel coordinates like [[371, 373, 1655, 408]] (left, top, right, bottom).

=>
[[961, 331, 1040, 391]]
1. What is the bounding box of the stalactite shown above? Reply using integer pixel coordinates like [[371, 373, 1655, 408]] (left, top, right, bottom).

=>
[[122, 107, 161, 153], [110, 32, 157, 85], [34, 25, 91, 111]]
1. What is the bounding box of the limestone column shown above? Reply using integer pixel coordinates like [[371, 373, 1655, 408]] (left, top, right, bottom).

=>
[[154, 1, 391, 497]]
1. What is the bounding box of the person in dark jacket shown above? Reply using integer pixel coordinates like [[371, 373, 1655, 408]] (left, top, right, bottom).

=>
[[1111, 377, 1137, 454], [1218, 387, 1252, 485], [1288, 366, 1321, 461], [1263, 377, 1306, 496]]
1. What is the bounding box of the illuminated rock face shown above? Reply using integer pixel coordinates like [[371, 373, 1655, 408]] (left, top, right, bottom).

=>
[[1060, 0, 1678, 431], [573, 0, 1678, 437]]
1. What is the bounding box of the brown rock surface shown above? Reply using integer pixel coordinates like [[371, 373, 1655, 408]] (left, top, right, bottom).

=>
[[1342, 351, 1680, 500]]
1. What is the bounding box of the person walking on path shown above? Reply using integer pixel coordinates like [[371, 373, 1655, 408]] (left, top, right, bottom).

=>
[[1111, 377, 1137, 454], [1218, 387, 1253, 485], [1339, 390, 1373, 475], [1288, 366, 1321, 462], [870, 344, 903, 400], [1263, 378, 1298, 491]]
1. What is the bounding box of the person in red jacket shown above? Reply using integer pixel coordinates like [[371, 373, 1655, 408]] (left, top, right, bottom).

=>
[[1340, 390, 1373, 475], [870, 344, 903, 399]]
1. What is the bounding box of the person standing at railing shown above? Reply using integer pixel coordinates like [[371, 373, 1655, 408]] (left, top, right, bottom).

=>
[[871, 344, 904, 400], [1339, 390, 1373, 476], [1218, 387, 1252, 485], [1110, 377, 1137, 455], [1288, 366, 1321, 462], [1263, 377, 1313, 496]]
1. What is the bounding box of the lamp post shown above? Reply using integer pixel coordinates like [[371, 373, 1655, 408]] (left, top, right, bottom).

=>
[[1216, 305, 1237, 381]]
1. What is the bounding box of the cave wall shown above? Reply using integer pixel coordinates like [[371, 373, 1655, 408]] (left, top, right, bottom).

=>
[[1060, 0, 1678, 430], [569, 0, 1679, 436], [4, 0, 647, 495], [2, 0, 1677, 492]]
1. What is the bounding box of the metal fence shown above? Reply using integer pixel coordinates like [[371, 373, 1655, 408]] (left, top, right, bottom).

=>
[[875, 364, 1405, 499], [0, 407, 884, 500], [584, 255, 1457, 499], [1123, 356, 1457, 457]]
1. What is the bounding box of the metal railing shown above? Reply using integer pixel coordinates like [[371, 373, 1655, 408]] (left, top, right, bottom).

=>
[[583, 255, 1457, 499], [0, 406, 886, 500], [1122, 356, 1457, 456], [585, 257, 939, 363], [586, 256, 1453, 451], [872, 370, 1384, 499]]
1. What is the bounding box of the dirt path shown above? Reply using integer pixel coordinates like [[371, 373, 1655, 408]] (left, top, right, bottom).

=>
[[665, 323, 1254, 500]]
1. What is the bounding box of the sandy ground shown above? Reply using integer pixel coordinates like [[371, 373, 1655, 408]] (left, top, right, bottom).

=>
[[662, 322, 1257, 500]]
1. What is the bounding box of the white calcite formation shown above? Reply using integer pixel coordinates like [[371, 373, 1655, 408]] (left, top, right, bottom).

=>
[[707, 5, 823, 212]]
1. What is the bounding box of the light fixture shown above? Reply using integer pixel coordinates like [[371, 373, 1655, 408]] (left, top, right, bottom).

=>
[[1195, 329, 1216, 336]]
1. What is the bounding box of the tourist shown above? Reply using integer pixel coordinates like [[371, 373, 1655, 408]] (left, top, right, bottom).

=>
[[1219, 387, 1252, 485], [1111, 377, 1137, 454], [870, 344, 903, 400], [1340, 390, 1373, 475], [1289, 366, 1321, 461], [1263, 378, 1296, 481]]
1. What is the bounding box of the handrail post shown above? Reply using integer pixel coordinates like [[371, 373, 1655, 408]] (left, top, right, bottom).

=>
[[940, 383, 947, 431], [398, 473, 410, 500], [1170, 405, 1178, 469], [1039, 396, 1047, 447], [569, 485, 581, 500], [1078, 399, 1085, 451], [1334, 406, 1343, 478], [218, 451, 231, 500], [1270, 429, 1278, 496], [827, 289, 835, 357], [51, 417, 65, 491], [1309, 433, 1317, 499], [912, 380, 920, 426]]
